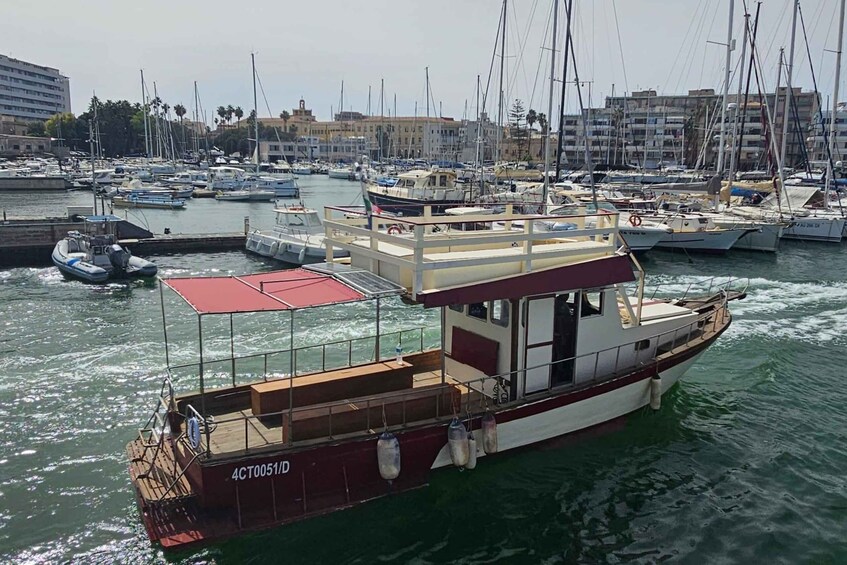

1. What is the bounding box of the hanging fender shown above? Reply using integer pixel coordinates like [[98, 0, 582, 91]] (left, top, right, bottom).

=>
[[187, 416, 201, 450]]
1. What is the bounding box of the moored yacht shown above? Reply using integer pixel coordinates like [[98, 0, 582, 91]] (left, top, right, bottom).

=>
[[365, 169, 469, 215], [245, 204, 350, 265]]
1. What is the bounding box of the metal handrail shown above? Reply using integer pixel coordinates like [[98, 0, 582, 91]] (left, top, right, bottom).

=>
[[645, 275, 749, 301], [196, 301, 730, 454], [452, 301, 728, 412], [166, 326, 434, 380], [156, 437, 204, 502]]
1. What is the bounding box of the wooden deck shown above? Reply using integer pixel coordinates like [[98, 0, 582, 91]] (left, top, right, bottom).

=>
[[127, 438, 195, 504], [201, 368, 487, 456]]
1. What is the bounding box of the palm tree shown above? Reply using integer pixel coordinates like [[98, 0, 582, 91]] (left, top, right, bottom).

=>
[[279, 110, 290, 132], [174, 104, 187, 154], [526, 109, 538, 161], [216, 106, 227, 126], [234, 106, 244, 128], [226, 104, 235, 125], [536, 113, 548, 160]]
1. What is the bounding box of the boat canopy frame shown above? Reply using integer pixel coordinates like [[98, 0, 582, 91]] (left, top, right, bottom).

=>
[[157, 265, 410, 453]]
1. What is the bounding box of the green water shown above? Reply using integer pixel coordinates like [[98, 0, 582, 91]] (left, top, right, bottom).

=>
[[1, 180, 847, 563]]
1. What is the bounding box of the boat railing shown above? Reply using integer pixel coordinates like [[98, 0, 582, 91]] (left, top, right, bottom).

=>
[[454, 302, 730, 413], [323, 204, 621, 298], [166, 326, 434, 388], [187, 303, 730, 456], [644, 275, 749, 301]]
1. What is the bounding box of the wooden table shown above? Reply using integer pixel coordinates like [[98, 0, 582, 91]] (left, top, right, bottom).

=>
[[250, 361, 414, 416]]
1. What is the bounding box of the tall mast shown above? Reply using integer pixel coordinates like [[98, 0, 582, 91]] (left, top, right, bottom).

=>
[[496, 0, 507, 164], [780, 0, 799, 168], [252, 52, 259, 170], [828, 0, 846, 201], [716, 0, 735, 178], [141, 70, 151, 160], [380, 78, 384, 162], [541, 0, 559, 210], [193, 81, 200, 156], [555, 0, 573, 180], [727, 12, 749, 189], [153, 82, 161, 159], [425, 67, 430, 118]]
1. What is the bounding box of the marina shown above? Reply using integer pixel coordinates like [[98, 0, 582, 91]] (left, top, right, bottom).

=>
[[5, 0, 847, 562]]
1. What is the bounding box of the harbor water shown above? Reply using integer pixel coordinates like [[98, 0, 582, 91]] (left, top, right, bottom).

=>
[[2, 177, 847, 563]]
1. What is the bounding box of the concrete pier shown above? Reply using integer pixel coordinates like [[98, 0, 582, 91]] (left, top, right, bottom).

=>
[[0, 177, 73, 191], [0, 216, 247, 267]]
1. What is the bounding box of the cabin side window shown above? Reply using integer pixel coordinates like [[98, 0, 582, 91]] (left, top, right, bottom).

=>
[[449, 304, 464, 313], [490, 300, 509, 327], [580, 291, 603, 317], [439, 175, 447, 187], [468, 302, 488, 320]]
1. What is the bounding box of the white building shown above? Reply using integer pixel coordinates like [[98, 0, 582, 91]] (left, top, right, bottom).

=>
[[0, 54, 71, 122]]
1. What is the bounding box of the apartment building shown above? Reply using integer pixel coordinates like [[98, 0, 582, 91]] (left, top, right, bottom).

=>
[[0, 54, 70, 122]]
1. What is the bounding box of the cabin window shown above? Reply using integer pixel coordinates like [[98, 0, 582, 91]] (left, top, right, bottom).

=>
[[468, 302, 488, 320], [490, 300, 509, 327], [449, 303, 464, 313], [580, 291, 603, 317], [439, 175, 447, 187], [634, 339, 651, 351], [289, 214, 304, 226]]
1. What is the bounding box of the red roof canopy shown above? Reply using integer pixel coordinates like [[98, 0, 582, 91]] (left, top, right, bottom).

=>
[[164, 269, 366, 314]]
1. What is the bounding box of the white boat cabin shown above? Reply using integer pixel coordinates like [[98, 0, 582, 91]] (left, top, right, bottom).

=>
[[323, 205, 702, 402], [273, 206, 323, 234]]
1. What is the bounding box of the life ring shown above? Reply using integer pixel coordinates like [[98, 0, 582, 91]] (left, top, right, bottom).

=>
[[387, 225, 403, 235], [187, 416, 201, 449], [628, 214, 643, 227]]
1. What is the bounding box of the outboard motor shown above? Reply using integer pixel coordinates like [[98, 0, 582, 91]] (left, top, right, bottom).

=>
[[107, 244, 131, 270]]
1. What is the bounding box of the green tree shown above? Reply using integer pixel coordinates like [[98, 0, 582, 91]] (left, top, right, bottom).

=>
[[234, 106, 244, 128], [45, 113, 87, 151], [79, 97, 145, 157], [509, 99, 528, 160], [226, 104, 235, 125], [279, 110, 290, 131], [26, 121, 46, 137], [216, 106, 227, 125]]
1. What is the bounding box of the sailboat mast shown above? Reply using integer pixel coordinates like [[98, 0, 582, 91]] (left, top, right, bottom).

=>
[[716, 0, 734, 177], [727, 12, 749, 188], [542, 0, 559, 210], [252, 53, 260, 170], [827, 0, 846, 198], [380, 78, 384, 162], [555, 0, 573, 180], [780, 0, 799, 168], [141, 70, 151, 160], [496, 0, 507, 164]]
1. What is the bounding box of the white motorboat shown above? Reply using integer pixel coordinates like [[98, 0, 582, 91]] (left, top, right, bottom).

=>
[[639, 212, 753, 253], [245, 175, 299, 198], [214, 189, 275, 202], [245, 205, 350, 264], [292, 163, 313, 175]]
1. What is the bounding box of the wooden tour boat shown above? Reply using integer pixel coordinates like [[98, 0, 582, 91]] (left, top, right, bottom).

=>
[[126, 204, 745, 549]]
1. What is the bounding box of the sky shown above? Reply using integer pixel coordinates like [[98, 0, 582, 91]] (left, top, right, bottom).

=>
[[4, 0, 847, 126]]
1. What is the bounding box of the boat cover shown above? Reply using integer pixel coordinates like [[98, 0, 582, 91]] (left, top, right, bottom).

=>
[[165, 269, 368, 314]]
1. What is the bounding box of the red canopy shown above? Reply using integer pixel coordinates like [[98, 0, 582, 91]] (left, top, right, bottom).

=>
[[164, 269, 366, 314]]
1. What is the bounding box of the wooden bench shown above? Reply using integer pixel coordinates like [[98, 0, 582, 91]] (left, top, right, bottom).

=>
[[281, 383, 461, 442], [250, 361, 414, 416]]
